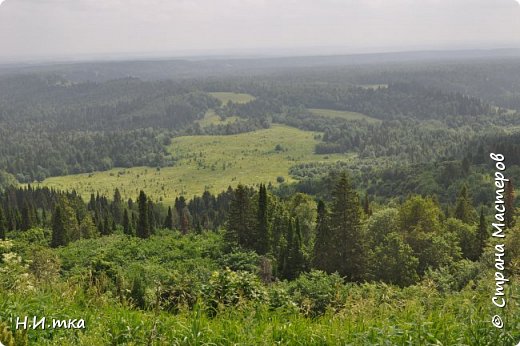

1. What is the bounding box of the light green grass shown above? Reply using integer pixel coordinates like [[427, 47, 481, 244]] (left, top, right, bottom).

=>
[[196, 110, 239, 127], [309, 108, 381, 123], [209, 92, 255, 104], [34, 125, 351, 204]]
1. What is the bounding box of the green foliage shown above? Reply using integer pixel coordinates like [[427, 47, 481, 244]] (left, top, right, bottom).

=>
[[424, 259, 482, 292], [202, 269, 268, 314], [373, 232, 419, 287], [288, 270, 347, 317], [218, 250, 260, 273], [454, 184, 477, 224]]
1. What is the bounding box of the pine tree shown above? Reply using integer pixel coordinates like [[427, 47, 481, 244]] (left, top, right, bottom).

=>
[[505, 181, 515, 229], [164, 206, 174, 230], [477, 207, 488, 257], [256, 184, 270, 255], [329, 173, 365, 281], [123, 209, 132, 235], [51, 205, 67, 248], [137, 190, 150, 239]]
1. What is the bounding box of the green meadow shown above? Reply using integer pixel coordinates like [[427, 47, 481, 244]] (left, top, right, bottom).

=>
[[196, 109, 239, 127], [34, 125, 350, 204], [209, 92, 256, 104], [309, 108, 381, 123]]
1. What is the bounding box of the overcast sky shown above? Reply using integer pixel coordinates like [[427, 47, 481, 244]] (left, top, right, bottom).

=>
[[1, 0, 520, 62]]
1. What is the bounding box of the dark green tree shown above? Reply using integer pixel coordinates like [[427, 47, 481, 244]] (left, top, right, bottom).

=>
[[164, 206, 174, 230], [225, 184, 255, 249], [123, 209, 132, 235], [505, 181, 515, 229], [111, 188, 123, 224], [148, 200, 156, 233], [256, 184, 270, 255], [20, 202, 33, 231], [51, 205, 67, 248], [313, 200, 332, 272], [454, 185, 475, 224], [102, 215, 110, 236], [477, 207, 488, 257], [0, 208, 6, 240], [329, 173, 365, 281], [137, 190, 150, 239]]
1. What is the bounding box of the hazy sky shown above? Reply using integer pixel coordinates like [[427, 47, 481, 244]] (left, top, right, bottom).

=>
[[1, 0, 520, 61]]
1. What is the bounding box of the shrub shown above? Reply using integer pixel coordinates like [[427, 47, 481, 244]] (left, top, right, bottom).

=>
[[202, 269, 268, 315], [288, 270, 347, 316]]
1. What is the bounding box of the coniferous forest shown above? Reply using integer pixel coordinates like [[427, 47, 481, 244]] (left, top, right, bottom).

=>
[[0, 55, 519, 345]]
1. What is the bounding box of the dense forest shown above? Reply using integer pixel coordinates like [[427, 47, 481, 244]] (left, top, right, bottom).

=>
[[0, 55, 519, 344]]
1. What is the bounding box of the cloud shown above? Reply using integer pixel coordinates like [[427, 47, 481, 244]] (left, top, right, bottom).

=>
[[0, 0, 519, 60]]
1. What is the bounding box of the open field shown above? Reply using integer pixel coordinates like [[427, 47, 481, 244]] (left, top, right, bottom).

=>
[[309, 108, 381, 123], [209, 92, 255, 104], [33, 125, 351, 204], [196, 109, 239, 127]]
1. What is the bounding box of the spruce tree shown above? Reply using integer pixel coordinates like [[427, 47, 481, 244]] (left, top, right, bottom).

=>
[[102, 215, 110, 236], [225, 184, 255, 249], [505, 181, 515, 229], [164, 206, 174, 230], [256, 184, 270, 255], [112, 188, 123, 224], [147, 200, 156, 234], [280, 218, 294, 279], [329, 173, 364, 281], [137, 190, 150, 239], [0, 208, 6, 240], [286, 218, 305, 279], [313, 200, 332, 272], [454, 184, 474, 224], [477, 207, 488, 257], [123, 209, 132, 235], [20, 202, 33, 231], [51, 205, 67, 248], [79, 213, 98, 239]]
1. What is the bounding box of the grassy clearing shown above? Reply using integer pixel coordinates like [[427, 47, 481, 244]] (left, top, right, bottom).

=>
[[196, 110, 239, 127], [309, 108, 381, 123], [34, 125, 350, 204], [209, 92, 255, 104]]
